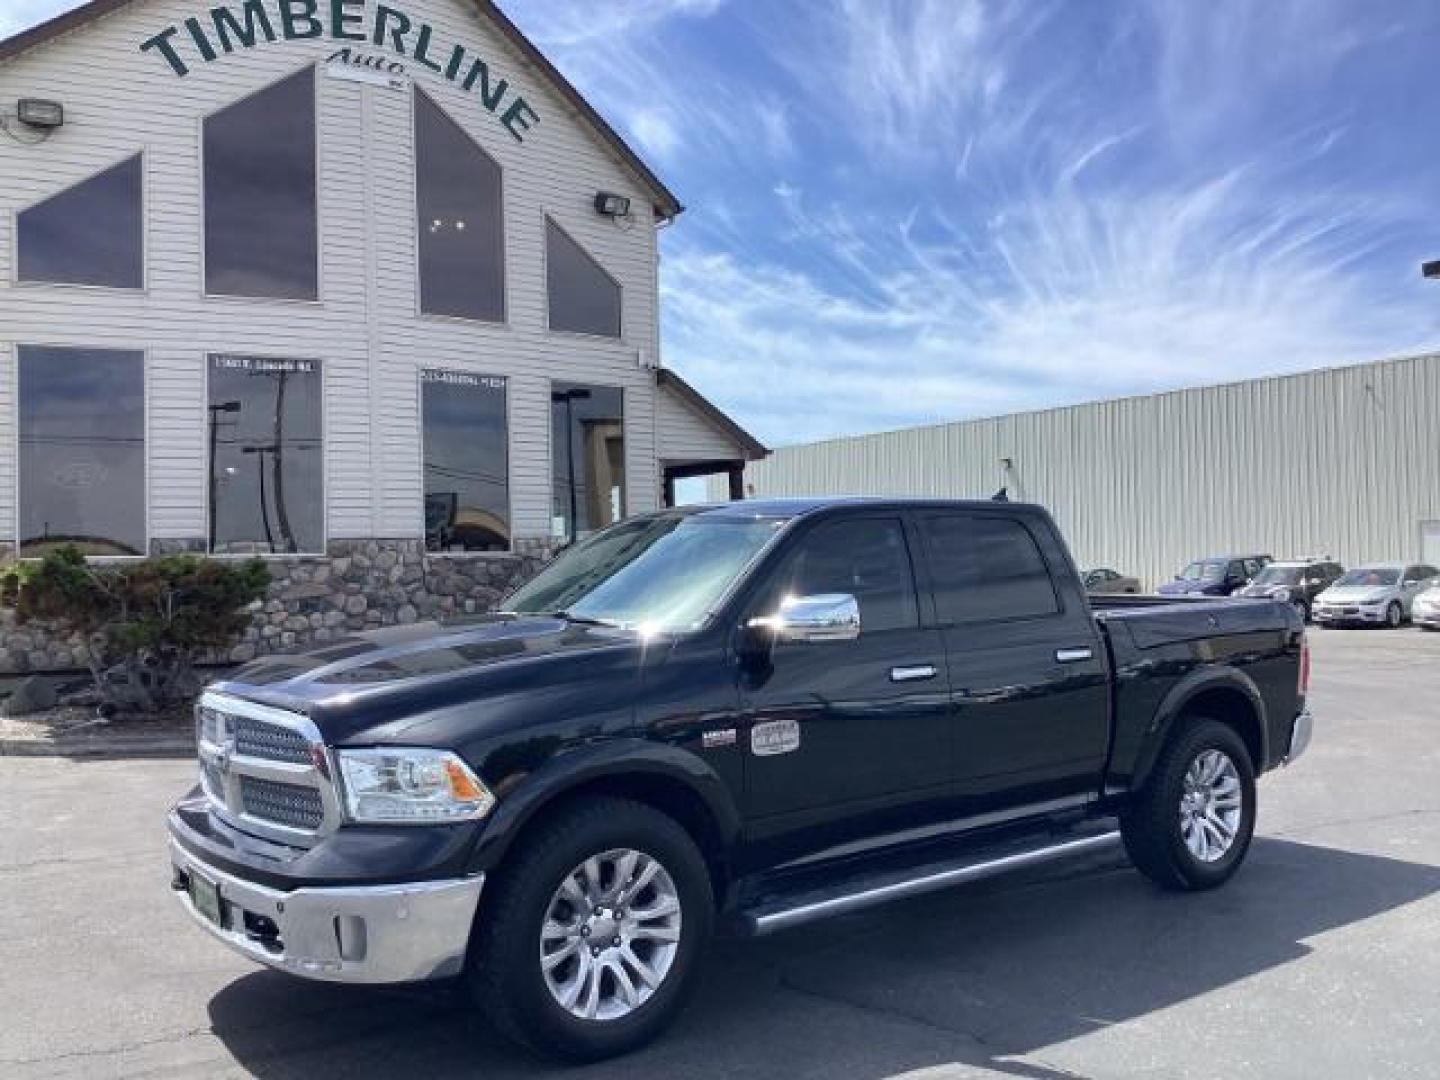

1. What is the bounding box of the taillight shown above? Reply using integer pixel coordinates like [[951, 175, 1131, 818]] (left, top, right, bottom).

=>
[[1298, 633, 1311, 698]]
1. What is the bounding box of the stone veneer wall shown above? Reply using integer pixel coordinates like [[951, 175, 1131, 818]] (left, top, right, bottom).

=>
[[0, 538, 556, 674]]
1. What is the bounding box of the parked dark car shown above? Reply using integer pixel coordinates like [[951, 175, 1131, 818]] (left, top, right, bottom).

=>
[[168, 499, 1310, 1061], [1083, 567, 1141, 594], [1236, 558, 1345, 622], [1158, 554, 1272, 597]]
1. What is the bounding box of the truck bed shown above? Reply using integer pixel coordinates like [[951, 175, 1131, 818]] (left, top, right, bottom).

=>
[[1091, 593, 1302, 781]]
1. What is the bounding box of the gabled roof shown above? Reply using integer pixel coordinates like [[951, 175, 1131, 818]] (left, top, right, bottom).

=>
[[0, 0, 683, 220], [657, 369, 768, 461]]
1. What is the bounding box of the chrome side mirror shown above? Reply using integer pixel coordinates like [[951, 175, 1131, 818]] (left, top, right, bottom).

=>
[[749, 593, 861, 643]]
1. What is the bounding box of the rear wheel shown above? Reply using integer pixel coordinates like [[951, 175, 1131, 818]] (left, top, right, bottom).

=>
[[467, 797, 712, 1062], [1386, 602, 1403, 628], [1121, 718, 1256, 891]]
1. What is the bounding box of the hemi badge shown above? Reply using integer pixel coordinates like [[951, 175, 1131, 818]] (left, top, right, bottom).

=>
[[702, 728, 737, 749]]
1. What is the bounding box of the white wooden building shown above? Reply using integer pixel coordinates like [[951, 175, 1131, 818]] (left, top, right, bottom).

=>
[[0, 0, 764, 668]]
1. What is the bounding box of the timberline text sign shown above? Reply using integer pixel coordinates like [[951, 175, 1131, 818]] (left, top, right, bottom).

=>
[[139, 0, 540, 142]]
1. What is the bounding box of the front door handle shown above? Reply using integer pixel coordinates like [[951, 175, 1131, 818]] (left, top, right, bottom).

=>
[[1055, 647, 1094, 663], [890, 664, 937, 683]]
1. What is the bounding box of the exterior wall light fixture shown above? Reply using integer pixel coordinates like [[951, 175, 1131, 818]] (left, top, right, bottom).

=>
[[1423, 260, 1440, 280], [17, 98, 64, 129], [594, 192, 631, 218]]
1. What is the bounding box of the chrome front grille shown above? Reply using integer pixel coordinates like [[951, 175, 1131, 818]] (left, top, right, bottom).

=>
[[195, 693, 340, 847], [239, 775, 325, 830], [232, 715, 311, 764]]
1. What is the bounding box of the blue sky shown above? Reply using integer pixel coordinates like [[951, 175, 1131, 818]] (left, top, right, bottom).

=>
[[8, 0, 1440, 446]]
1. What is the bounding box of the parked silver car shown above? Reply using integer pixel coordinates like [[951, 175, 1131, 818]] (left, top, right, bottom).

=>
[[1413, 584, 1440, 630], [1313, 563, 1440, 628], [1083, 568, 1141, 594]]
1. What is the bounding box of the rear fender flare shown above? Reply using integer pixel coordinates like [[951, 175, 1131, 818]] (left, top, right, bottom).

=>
[[1131, 666, 1269, 790], [465, 739, 742, 876]]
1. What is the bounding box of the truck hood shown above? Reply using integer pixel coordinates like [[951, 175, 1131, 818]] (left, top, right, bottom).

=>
[[206, 614, 649, 743]]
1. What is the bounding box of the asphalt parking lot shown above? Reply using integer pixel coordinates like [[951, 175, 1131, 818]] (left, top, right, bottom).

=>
[[3, 627, 1438, 1079]]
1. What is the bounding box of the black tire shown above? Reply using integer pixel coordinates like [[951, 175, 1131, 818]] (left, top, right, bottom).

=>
[[1386, 602, 1403, 629], [467, 796, 713, 1062], [1121, 718, 1256, 891]]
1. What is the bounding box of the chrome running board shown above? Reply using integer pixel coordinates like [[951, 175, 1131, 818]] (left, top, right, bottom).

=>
[[738, 829, 1121, 937]]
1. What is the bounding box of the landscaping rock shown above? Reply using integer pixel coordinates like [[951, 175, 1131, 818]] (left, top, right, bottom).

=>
[[2, 676, 58, 717]]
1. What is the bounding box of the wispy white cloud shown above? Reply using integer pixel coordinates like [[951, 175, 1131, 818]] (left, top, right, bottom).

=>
[[0, 0, 86, 39]]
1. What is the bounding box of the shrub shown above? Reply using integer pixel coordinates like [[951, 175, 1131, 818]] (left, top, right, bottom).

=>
[[1, 547, 270, 713]]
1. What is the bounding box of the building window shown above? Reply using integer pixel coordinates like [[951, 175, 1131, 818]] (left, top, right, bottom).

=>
[[422, 370, 510, 552], [18, 155, 143, 289], [203, 67, 317, 299], [551, 383, 624, 542], [546, 218, 621, 338], [18, 346, 145, 557], [415, 90, 505, 322], [208, 355, 323, 554]]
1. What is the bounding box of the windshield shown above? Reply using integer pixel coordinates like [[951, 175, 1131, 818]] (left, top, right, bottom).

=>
[[504, 513, 784, 631], [1179, 560, 1226, 582], [1335, 568, 1399, 588], [1251, 566, 1301, 587]]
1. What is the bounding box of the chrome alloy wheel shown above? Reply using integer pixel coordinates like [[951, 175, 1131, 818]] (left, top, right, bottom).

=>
[[1179, 749, 1243, 863], [539, 849, 683, 1022]]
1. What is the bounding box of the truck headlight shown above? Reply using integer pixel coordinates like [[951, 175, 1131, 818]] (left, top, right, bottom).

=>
[[1270, 588, 1291, 601], [336, 748, 495, 824]]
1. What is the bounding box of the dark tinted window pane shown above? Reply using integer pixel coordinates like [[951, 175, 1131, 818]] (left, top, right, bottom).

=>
[[204, 68, 317, 299], [208, 355, 323, 553], [924, 514, 1059, 623], [423, 370, 509, 552], [768, 518, 917, 633], [546, 219, 620, 337], [551, 382, 624, 541], [18, 156, 142, 288], [19, 346, 145, 556], [415, 91, 504, 321]]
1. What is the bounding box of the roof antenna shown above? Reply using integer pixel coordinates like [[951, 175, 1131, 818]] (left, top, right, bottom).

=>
[[991, 486, 1009, 502]]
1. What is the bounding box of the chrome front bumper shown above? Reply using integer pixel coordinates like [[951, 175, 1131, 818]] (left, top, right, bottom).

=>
[[169, 839, 484, 984], [1284, 709, 1313, 765]]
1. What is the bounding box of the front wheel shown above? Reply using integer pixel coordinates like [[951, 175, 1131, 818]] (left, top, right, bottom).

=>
[[467, 797, 713, 1062], [1121, 718, 1257, 891]]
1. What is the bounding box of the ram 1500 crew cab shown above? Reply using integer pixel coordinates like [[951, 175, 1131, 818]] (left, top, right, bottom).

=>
[[168, 498, 1312, 1060]]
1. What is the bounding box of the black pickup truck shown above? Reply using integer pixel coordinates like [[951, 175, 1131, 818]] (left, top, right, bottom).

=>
[[168, 498, 1312, 1060]]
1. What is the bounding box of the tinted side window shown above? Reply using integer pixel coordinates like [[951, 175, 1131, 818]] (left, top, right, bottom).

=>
[[923, 514, 1059, 623], [203, 67, 317, 299], [769, 518, 918, 633]]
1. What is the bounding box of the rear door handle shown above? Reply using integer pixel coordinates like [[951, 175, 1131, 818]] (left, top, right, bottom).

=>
[[890, 664, 938, 683], [1055, 647, 1093, 663]]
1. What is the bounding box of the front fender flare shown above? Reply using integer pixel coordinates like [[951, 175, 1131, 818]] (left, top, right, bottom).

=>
[[465, 739, 742, 875]]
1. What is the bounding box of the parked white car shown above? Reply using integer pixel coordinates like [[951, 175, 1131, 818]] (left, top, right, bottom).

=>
[[1414, 584, 1440, 631], [1313, 563, 1440, 628]]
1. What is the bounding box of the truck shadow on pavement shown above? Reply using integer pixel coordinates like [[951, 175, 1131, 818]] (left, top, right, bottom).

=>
[[207, 836, 1440, 1079]]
